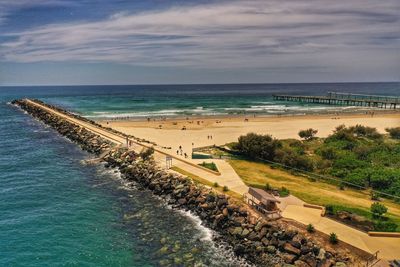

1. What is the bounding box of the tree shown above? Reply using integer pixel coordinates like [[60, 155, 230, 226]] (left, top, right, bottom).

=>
[[386, 127, 400, 139], [298, 128, 318, 141], [237, 133, 281, 160], [370, 202, 388, 218]]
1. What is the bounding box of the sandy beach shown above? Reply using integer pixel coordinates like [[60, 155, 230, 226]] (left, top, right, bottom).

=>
[[98, 112, 400, 157]]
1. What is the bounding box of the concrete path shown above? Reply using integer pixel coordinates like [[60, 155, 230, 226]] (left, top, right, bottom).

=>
[[152, 152, 248, 195], [177, 159, 249, 195], [281, 200, 400, 260]]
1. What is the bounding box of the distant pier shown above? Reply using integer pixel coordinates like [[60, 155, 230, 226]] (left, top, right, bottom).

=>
[[273, 91, 400, 109]]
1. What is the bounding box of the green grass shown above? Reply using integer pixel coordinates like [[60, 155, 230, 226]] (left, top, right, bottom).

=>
[[326, 204, 398, 232], [198, 161, 218, 172], [228, 158, 400, 232]]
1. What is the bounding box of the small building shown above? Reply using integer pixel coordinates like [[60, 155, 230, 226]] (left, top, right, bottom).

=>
[[244, 187, 281, 219]]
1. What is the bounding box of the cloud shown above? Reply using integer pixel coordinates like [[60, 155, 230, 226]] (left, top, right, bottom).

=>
[[0, 0, 399, 70]]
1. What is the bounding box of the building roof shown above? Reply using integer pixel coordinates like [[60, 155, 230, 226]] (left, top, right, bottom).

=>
[[248, 187, 280, 204]]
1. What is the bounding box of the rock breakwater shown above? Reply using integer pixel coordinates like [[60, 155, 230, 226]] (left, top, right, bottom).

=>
[[12, 99, 357, 267]]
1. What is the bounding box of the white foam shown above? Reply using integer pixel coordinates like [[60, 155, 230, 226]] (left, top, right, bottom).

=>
[[175, 209, 214, 242]]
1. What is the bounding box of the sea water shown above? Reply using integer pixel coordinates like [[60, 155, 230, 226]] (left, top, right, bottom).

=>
[[0, 83, 398, 266]]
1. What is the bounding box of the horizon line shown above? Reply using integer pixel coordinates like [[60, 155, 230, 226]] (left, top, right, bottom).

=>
[[1, 81, 400, 87]]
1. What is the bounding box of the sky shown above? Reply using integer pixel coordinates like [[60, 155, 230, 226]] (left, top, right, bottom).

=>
[[0, 0, 399, 85]]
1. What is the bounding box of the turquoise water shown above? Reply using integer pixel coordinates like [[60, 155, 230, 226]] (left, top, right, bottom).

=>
[[0, 83, 399, 266], [0, 88, 251, 266], [4, 83, 399, 119]]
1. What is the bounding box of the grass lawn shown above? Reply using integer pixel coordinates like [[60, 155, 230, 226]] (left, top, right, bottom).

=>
[[198, 161, 218, 172], [228, 159, 400, 231]]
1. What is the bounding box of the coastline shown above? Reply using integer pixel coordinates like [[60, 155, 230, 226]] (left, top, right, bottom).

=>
[[96, 111, 400, 162], [93, 108, 400, 122], [11, 98, 367, 266]]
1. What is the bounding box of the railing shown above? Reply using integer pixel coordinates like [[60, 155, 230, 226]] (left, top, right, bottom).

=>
[[327, 92, 400, 103], [365, 250, 380, 267]]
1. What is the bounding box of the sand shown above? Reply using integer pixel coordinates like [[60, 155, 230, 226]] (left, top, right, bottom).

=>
[[98, 113, 400, 158]]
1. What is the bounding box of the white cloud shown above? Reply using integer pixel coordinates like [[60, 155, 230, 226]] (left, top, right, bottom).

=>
[[1, 0, 399, 71]]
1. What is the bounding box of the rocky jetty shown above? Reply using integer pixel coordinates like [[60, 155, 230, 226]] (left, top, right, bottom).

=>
[[12, 99, 356, 267], [12, 99, 112, 155]]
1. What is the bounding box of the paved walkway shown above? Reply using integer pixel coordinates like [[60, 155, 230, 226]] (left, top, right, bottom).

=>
[[278, 195, 400, 260], [175, 159, 249, 195]]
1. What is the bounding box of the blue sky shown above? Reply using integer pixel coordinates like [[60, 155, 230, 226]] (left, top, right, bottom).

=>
[[0, 0, 399, 85]]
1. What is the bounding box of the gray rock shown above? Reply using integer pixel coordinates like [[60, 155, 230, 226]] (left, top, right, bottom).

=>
[[317, 248, 326, 261], [284, 243, 301, 255], [266, 245, 276, 254]]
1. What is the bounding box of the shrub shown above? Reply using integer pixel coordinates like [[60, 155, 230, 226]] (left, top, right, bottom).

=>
[[329, 232, 338, 244], [325, 205, 335, 215], [373, 221, 398, 232], [319, 147, 337, 160], [370, 192, 380, 201], [213, 182, 219, 188], [278, 187, 290, 197], [369, 168, 400, 190], [298, 128, 318, 141], [326, 124, 382, 143], [264, 183, 272, 191], [326, 126, 355, 143], [339, 183, 345, 190], [223, 186, 229, 192], [237, 133, 282, 160], [353, 145, 373, 160], [343, 168, 371, 188], [274, 148, 314, 171], [199, 161, 218, 171], [370, 202, 388, 218], [139, 147, 154, 160], [386, 127, 400, 139], [307, 224, 315, 233], [331, 153, 368, 176], [350, 124, 382, 139]]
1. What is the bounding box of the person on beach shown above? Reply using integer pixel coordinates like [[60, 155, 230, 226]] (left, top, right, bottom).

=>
[[176, 150, 179, 155]]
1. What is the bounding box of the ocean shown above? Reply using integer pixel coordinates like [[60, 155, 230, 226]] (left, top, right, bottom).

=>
[[3, 83, 399, 120], [0, 82, 399, 266]]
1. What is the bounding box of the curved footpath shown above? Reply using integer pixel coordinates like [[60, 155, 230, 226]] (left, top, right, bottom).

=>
[[280, 202, 400, 260], [24, 99, 399, 262]]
